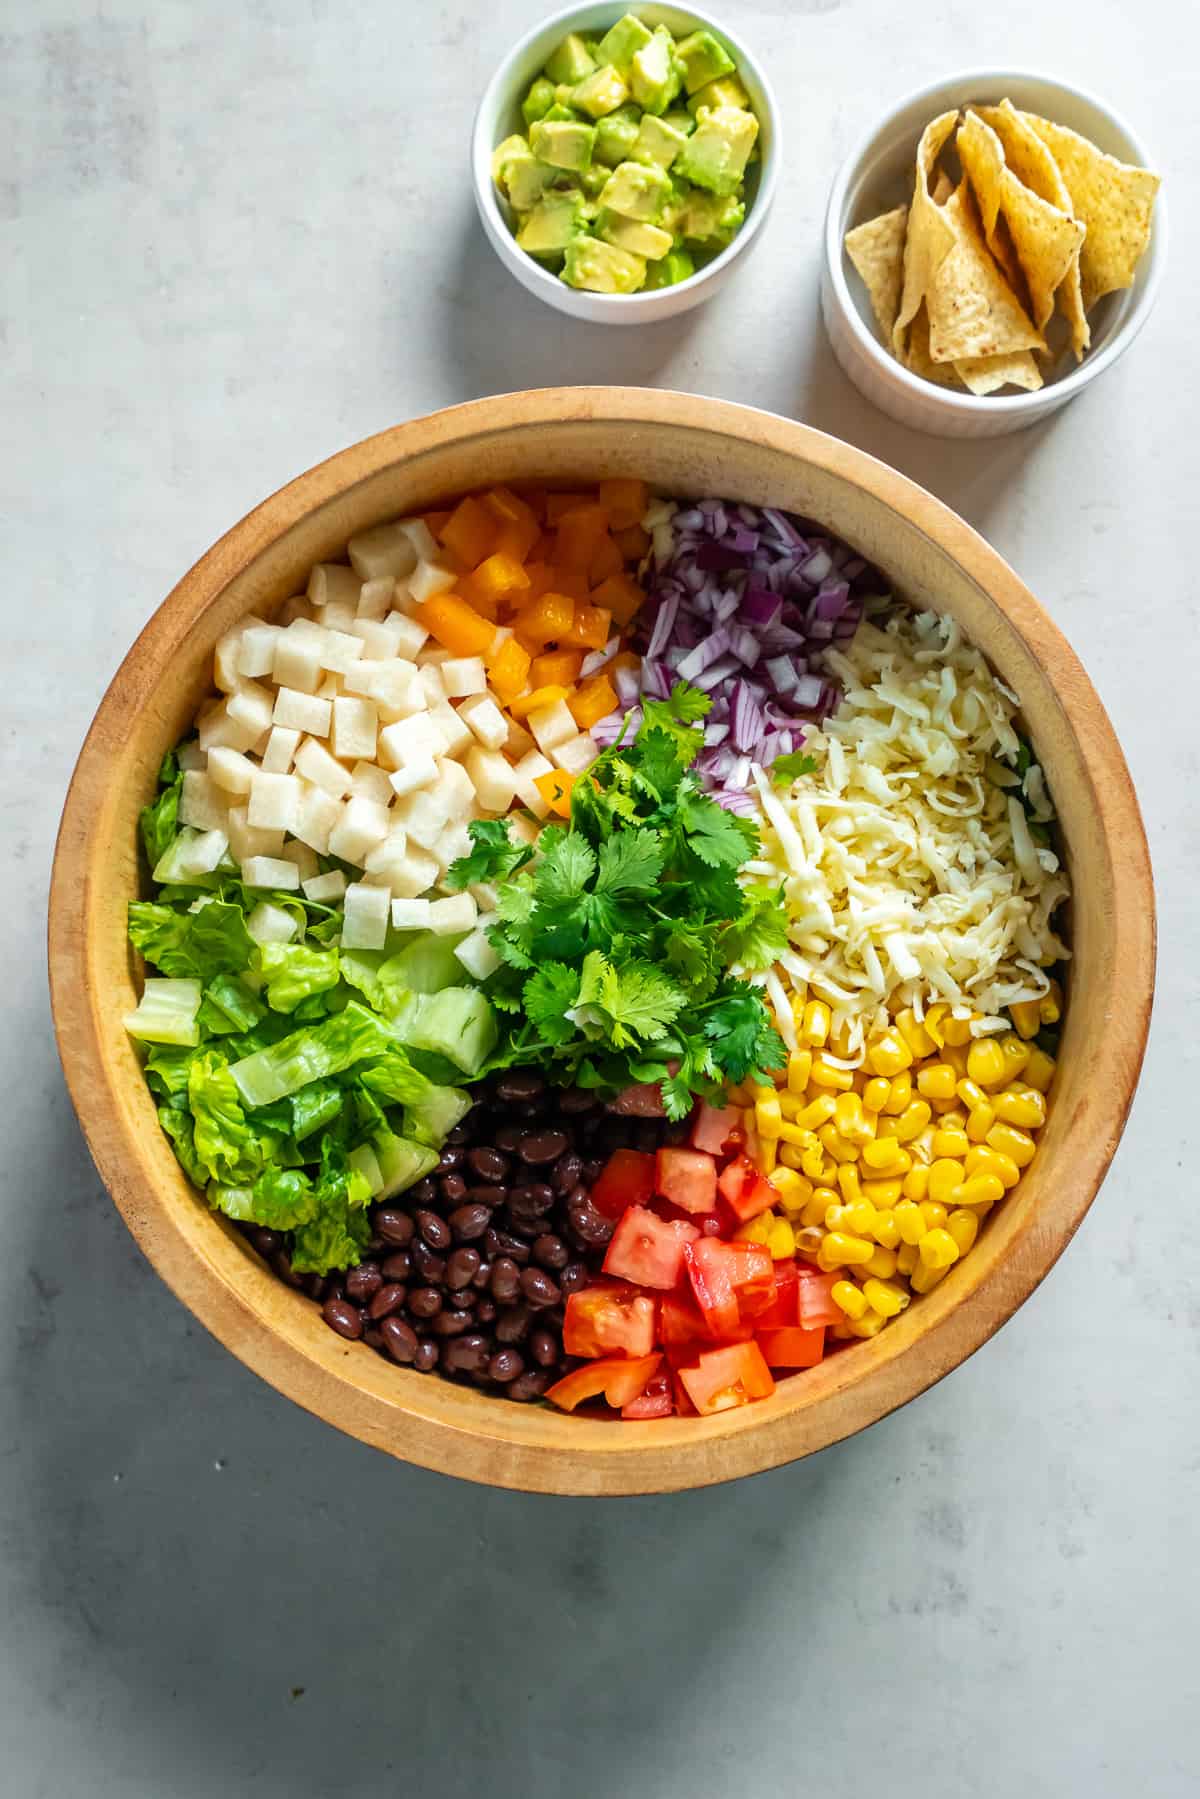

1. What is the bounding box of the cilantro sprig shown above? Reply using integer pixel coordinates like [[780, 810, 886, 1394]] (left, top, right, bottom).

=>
[[448, 682, 787, 1119]]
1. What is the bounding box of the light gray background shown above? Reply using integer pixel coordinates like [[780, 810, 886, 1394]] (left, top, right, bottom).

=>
[[3, 1, 1198, 1794]]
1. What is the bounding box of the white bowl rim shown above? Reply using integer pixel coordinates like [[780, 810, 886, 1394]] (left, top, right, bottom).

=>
[[823, 66, 1169, 414], [470, 0, 781, 312]]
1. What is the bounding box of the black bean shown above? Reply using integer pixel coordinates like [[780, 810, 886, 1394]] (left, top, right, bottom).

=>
[[446, 1247, 482, 1290], [496, 1071, 545, 1102], [272, 1250, 303, 1289], [251, 1226, 283, 1257], [344, 1263, 382, 1304], [321, 1275, 345, 1302], [322, 1298, 363, 1341], [446, 1123, 472, 1145], [489, 1349, 524, 1383], [560, 1261, 590, 1295], [375, 1209, 415, 1248], [303, 1272, 325, 1300], [495, 1124, 526, 1153], [551, 1150, 584, 1195], [467, 1146, 510, 1183], [415, 1209, 452, 1251], [413, 1339, 439, 1373], [489, 1257, 522, 1304], [495, 1305, 532, 1344], [529, 1329, 560, 1368], [442, 1333, 491, 1376], [518, 1129, 569, 1165], [566, 1186, 614, 1247], [485, 1227, 530, 1265], [411, 1242, 447, 1283], [436, 1145, 464, 1173], [471, 1260, 493, 1289], [381, 1250, 412, 1283], [367, 1282, 408, 1321], [408, 1177, 438, 1206], [380, 1316, 418, 1364], [520, 1267, 560, 1309], [533, 1233, 569, 1270], [431, 1309, 471, 1338], [363, 1326, 385, 1351], [408, 1286, 443, 1319], [440, 1173, 468, 1204], [509, 1183, 554, 1219], [448, 1204, 491, 1243], [449, 1287, 476, 1311], [475, 1298, 497, 1326], [557, 1087, 598, 1113], [583, 1157, 607, 1184], [466, 1185, 508, 1208], [508, 1370, 550, 1402]]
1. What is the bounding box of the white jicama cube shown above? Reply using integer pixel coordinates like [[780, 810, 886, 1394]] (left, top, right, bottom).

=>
[[455, 926, 501, 981], [552, 731, 599, 775], [507, 812, 540, 848], [390, 897, 432, 931], [198, 698, 259, 755], [378, 711, 446, 768], [347, 522, 419, 583], [408, 557, 457, 602], [317, 673, 342, 702], [364, 824, 408, 867], [431, 700, 472, 758], [226, 682, 276, 744], [320, 598, 359, 634], [356, 576, 395, 621], [332, 696, 378, 762], [428, 892, 477, 936], [294, 737, 354, 798], [308, 564, 362, 611], [302, 869, 347, 903], [432, 822, 473, 873], [388, 845, 439, 898], [328, 796, 392, 866], [178, 770, 229, 832], [437, 758, 476, 820], [363, 838, 413, 893], [174, 827, 230, 877], [247, 770, 301, 833], [387, 613, 429, 660], [291, 784, 341, 854], [246, 900, 298, 945], [466, 746, 517, 814], [177, 740, 206, 772], [470, 881, 501, 912], [457, 693, 508, 751], [392, 787, 450, 851], [528, 698, 577, 755], [207, 746, 257, 796], [340, 659, 381, 697], [341, 881, 391, 950], [237, 622, 281, 680], [441, 656, 487, 699], [388, 753, 439, 799], [261, 726, 300, 774], [241, 855, 301, 890], [350, 759, 394, 805], [348, 618, 400, 661], [511, 749, 554, 818], [227, 806, 284, 863], [275, 596, 312, 625], [280, 840, 320, 883], [418, 647, 452, 666], [273, 686, 332, 736], [418, 662, 446, 705], [369, 660, 424, 722], [319, 629, 365, 676], [272, 629, 324, 694], [214, 616, 269, 692], [398, 517, 439, 562]]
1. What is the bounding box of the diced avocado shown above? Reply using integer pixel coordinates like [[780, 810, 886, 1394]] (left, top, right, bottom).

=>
[[594, 103, 642, 168], [687, 73, 751, 117], [674, 28, 736, 95], [570, 63, 630, 119], [675, 186, 745, 246], [517, 190, 584, 254], [597, 158, 672, 222], [522, 75, 557, 126], [674, 105, 758, 196], [390, 987, 498, 1077], [644, 246, 697, 289], [530, 117, 595, 173], [596, 12, 654, 74], [505, 149, 554, 211], [562, 234, 646, 294], [543, 102, 586, 123], [544, 31, 596, 85], [373, 1131, 440, 1202], [597, 209, 673, 260], [491, 133, 530, 191], [630, 25, 684, 116], [579, 162, 609, 197], [633, 113, 689, 170], [662, 108, 696, 136]]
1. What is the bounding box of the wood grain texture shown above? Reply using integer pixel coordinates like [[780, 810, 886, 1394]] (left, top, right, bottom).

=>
[[47, 389, 1155, 1494]]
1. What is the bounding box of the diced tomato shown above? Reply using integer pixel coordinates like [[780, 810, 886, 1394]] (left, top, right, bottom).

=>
[[655, 1147, 718, 1214], [678, 1342, 776, 1416], [604, 1206, 698, 1291], [690, 1102, 741, 1156], [796, 1268, 843, 1329], [684, 1237, 775, 1339], [659, 1292, 707, 1346], [590, 1148, 656, 1222], [756, 1325, 826, 1369], [663, 1346, 699, 1416], [545, 1353, 661, 1414], [717, 1153, 779, 1223], [563, 1283, 656, 1359], [621, 1367, 674, 1419], [754, 1257, 799, 1329]]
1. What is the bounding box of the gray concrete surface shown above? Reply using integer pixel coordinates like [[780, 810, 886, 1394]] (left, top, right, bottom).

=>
[[3, 2, 1198, 1794]]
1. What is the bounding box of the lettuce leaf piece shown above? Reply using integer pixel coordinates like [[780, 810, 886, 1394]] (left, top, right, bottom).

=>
[[339, 948, 389, 1010], [248, 1166, 318, 1231], [129, 899, 256, 981], [188, 1049, 274, 1186], [258, 942, 341, 1015], [226, 1002, 393, 1108], [139, 749, 183, 868], [144, 1044, 201, 1101], [198, 974, 266, 1036], [289, 1135, 372, 1274], [158, 1103, 209, 1187], [290, 1079, 344, 1142], [358, 1047, 436, 1109]]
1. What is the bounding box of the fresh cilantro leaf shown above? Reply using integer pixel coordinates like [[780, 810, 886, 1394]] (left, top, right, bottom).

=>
[[533, 829, 596, 907], [703, 987, 788, 1082], [445, 819, 533, 890], [770, 750, 818, 787], [678, 788, 759, 869], [723, 883, 789, 973], [522, 963, 581, 1046], [639, 681, 710, 764], [661, 921, 721, 998], [595, 829, 663, 898]]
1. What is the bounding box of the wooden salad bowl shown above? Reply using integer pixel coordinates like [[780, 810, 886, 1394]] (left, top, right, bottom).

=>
[[48, 389, 1154, 1494]]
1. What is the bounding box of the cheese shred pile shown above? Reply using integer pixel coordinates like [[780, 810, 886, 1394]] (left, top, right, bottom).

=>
[[744, 606, 1070, 1049]]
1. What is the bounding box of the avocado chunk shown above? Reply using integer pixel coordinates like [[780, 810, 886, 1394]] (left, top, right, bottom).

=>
[[630, 26, 684, 116], [517, 190, 584, 254], [596, 12, 654, 74], [633, 113, 689, 170], [570, 63, 630, 119], [543, 102, 586, 123], [579, 163, 609, 197], [662, 108, 696, 136], [674, 28, 736, 95], [544, 32, 596, 86], [522, 76, 557, 126], [598, 158, 672, 222], [562, 234, 646, 294], [505, 149, 554, 211], [530, 117, 596, 173], [675, 186, 746, 246], [596, 209, 673, 260], [644, 246, 696, 289], [491, 133, 530, 190], [687, 73, 751, 118], [594, 104, 642, 168], [674, 106, 758, 196]]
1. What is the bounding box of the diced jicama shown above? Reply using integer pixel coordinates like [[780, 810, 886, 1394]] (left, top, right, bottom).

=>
[[418, 663, 447, 705], [388, 753, 439, 799], [464, 746, 516, 814], [341, 881, 391, 949], [327, 796, 392, 865], [528, 698, 577, 755], [242, 855, 302, 890], [386, 613, 429, 661], [227, 807, 284, 864], [388, 845, 439, 898], [180, 770, 229, 831], [419, 646, 452, 666], [308, 564, 362, 610], [392, 787, 449, 851], [177, 740, 206, 772], [274, 687, 332, 736], [124, 977, 202, 1047], [441, 656, 487, 699], [391, 897, 432, 931], [511, 748, 554, 817], [317, 672, 341, 701], [273, 631, 324, 694], [507, 813, 540, 848], [294, 738, 354, 798], [356, 577, 395, 621], [198, 697, 261, 754], [246, 901, 299, 945], [248, 771, 301, 833], [457, 693, 508, 750], [207, 747, 257, 796], [261, 726, 300, 773], [350, 759, 394, 805], [280, 840, 320, 883], [469, 881, 500, 912], [319, 629, 365, 676], [429, 892, 477, 936], [432, 822, 473, 873], [227, 681, 275, 743], [237, 622, 281, 680], [302, 870, 347, 903], [378, 712, 446, 768], [551, 731, 598, 775], [347, 522, 419, 583], [430, 700, 472, 758], [320, 597, 359, 633], [437, 758, 475, 819], [340, 660, 381, 697], [332, 696, 378, 762], [397, 518, 439, 562], [152, 826, 230, 884], [348, 618, 403, 660], [455, 925, 501, 980], [368, 660, 424, 721], [408, 558, 458, 603], [290, 785, 341, 854]]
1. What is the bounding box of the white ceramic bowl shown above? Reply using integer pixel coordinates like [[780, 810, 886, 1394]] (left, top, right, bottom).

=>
[[821, 70, 1167, 437], [471, 2, 779, 324]]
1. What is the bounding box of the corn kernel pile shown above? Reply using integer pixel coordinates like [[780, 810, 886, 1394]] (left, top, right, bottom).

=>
[[731, 985, 1060, 1340]]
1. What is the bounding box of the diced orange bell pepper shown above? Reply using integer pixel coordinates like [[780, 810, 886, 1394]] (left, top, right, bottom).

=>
[[423, 509, 453, 539], [438, 495, 498, 570], [414, 594, 496, 659], [513, 591, 575, 647], [527, 531, 558, 563], [598, 478, 648, 530], [509, 683, 570, 720], [530, 649, 584, 688], [484, 485, 540, 564], [569, 673, 618, 730], [554, 503, 611, 576], [613, 522, 651, 560], [459, 551, 531, 611], [540, 569, 590, 604], [487, 636, 532, 705], [563, 601, 612, 651], [545, 491, 592, 524], [590, 571, 644, 629], [589, 533, 624, 586], [535, 768, 576, 818], [520, 562, 552, 602]]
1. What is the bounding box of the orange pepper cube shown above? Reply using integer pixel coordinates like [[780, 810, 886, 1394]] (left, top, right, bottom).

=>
[[514, 591, 576, 647], [612, 522, 651, 561], [509, 683, 571, 720], [535, 768, 576, 817], [439, 495, 498, 570], [545, 491, 592, 524], [531, 649, 584, 688], [563, 601, 612, 651], [460, 552, 531, 611], [599, 478, 648, 530], [423, 509, 453, 539], [589, 533, 624, 586], [486, 636, 532, 705], [591, 572, 644, 628], [569, 673, 618, 730], [554, 503, 611, 576], [484, 486, 540, 564], [415, 594, 496, 659]]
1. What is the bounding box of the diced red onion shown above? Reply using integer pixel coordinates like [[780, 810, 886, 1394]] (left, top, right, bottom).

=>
[[704, 720, 730, 747], [614, 664, 641, 707], [645, 592, 679, 661], [677, 627, 732, 684], [693, 653, 740, 692]]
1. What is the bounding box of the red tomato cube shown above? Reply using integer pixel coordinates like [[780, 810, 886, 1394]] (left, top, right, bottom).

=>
[[717, 1153, 779, 1223], [796, 1269, 843, 1329], [603, 1206, 698, 1290], [754, 1257, 799, 1329], [563, 1284, 657, 1359], [620, 1367, 674, 1419], [756, 1325, 826, 1369], [677, 1342, 776, 1415], [590, 1148, 656, 1222], [684, 1237, 776, 1339], [545, 1353, 662, 1414], [690, 1102, 741, 1156], [655, 1147, 718, 1214]]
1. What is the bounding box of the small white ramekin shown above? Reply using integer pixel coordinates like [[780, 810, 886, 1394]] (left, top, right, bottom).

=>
[[472, 2, 779, 325], [820, 70, 1167, 437]]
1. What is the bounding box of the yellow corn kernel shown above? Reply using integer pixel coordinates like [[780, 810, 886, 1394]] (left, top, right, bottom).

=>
[[819, 1231, 874, 1268], [735, 1214, 772, 1246], [872, 1207, 901, 1250], [862, 1136, 912, 1176], [953, 1173, 1005, 1210], [796, 1094, 838, 1132], [993, 1085, 1047, 1130], [874, 1115, 901, 1139], [758, 1136, 778, 1174], [928, 1158, 966, 1205], [1023, 1047, 1056, 1094], [823, 1201, 851, 1228], [894, 1199, 925, 1246], [789, 987, 808, 1022], [786, 1049, 813, 1095], [987, 1122, 1037, 1167], [769, 1166, 808, 1210], [829, 1019, 858, 1060], [862, 1076, 890, 1115], [847, 1307, 888, 1337], [895, 1006, 937, 1059], [831, 1279, 867, 1319], [830, 1320, 854, 1340], [997, 1034, 1032, 1082], [901, 1164, 930, 1203], [946, 1209, 980, 1255], [896, 1242, 919, 1275], [916, 1061, 957, 1101], [819, 1123, 860, 1165], [923, 1002, 949, 1046], [943, 1043, 970, 1076], [955, 1077, 988, 1113], [894, 1100, 933, 1144], [882, 1070, 913, 1116], [918, 1226, 959, 1271], [778, 1092, 803, 1122], [966, 1103, 996, 1143], [726, 1083, 756, 1108], [836, 1165, 864, 1207], [862, 1177, 903, 1208], [965, 1145, 1020, 1189], [1009, 999, 1042, 1039], [818, 1153, 842, 1186], [919, 1201, 948, 1231], [846, 1200, 878, 1239], [908, 1127, 937, 1165], [941, 1011, 976, 1047], [778, 1142, 807, 1172], [867, 1029, 913, 1077], [767, 1216, 796, 1260], [801, 1191, 830, 1228], [933, 1126, 970, 1160], [834, 1091, 874, 1145], [864, 1246, 899, 1281], [801, 1144, 828, 1181], [965, 1039, 1007, 1089], [1040, 979, 1063, 1025], [778, 1120, 824, 1149], [795, 1225, 825, 1261], [755, 1094, 783, 1140], [863, 1276, 910, 1317], [810, 1053, 854, 1092], [910, 1258, 951, 1295], [801, 1000, 831, 1046]]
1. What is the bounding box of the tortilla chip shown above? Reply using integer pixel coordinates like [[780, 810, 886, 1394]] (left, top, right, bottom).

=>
[[954, 349, 1045, 394], [926, 181, 1046, 363], [892, 111, 959, 357], [977, 98, 1089, 356], [845, 206, 908, 340], [1023, 113, 1160, 310], [905, 306, 964, 387], [957, 109, 1084, 332], [932, 171, 953, 205]]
